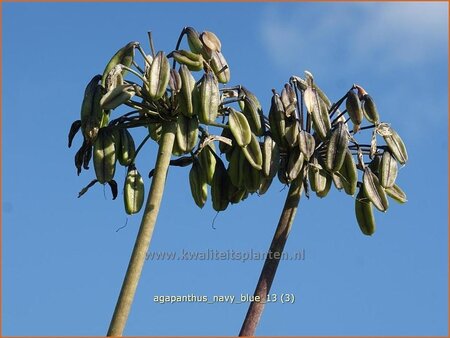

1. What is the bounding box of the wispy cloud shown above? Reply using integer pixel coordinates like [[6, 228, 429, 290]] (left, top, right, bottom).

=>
[[260, 3, 448, 74], [259, 3, 448, 141]]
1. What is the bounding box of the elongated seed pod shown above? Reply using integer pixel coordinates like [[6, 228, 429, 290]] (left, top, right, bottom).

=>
[[346, 90, 363, 127], [355, 187, 376, 236], [326, 122, 349, 172], [363, 167, 389, 212], [124, 167, 145, 215], [199, 143, 217, 185], [243, 159, 262, 193], [101, 42, 138, 87], [210, 51, 230, 83], [172, 50, 204, 71], [219, 127, 234, 156], [201, 31, 222, 53], [362, 94, 380, 124], [241, 87, 264, 136], [189, 161, 208, 208], [304, 86, 330, 140], [185, 27, 204, 54], [211, 158, 230, 212], [80, 76, 103, 142], [258, 176, 273, 196], [385, 183, 407, 203], [100, 84, 135, 110], [227, 146, 242, 188], [281, 83, 297, 118], [268, 92, 286, 147], [316, 172, 331, 198], [116, 128, 136, 166], [284, 119, 300, 148], [287, 147, 304, 181], [227, 184, 247, 204], [198, 72, 219, 124], [93, 128, 116, 184], [146, 51, 170, 100], [178, 65, 197, 118], [308, 154, 327, 193], [379, 150, 398, 188], [298, 130, 315, 160], [383, 128, 408, 165], [338, 148, 357, 196], [262, 135, 280, 178], [229, 108, 252, 147], [241, 133, 263, 170], [176, 115, 199, 154]]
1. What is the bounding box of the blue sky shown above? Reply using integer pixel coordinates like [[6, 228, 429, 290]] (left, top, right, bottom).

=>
[[2, 2, 448, 336]]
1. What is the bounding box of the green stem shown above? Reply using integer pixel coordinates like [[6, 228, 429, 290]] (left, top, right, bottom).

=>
[[107, 121, 177, 336], [239, 175, 304, 337]]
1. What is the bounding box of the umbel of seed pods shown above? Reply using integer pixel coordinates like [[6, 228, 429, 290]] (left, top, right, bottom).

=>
[[68, 27, 407, 235]]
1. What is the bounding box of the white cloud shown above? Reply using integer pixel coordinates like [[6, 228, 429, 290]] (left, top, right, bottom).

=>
[[260, 2, 448, 73]]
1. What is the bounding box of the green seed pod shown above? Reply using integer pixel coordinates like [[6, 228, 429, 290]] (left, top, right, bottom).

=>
[[277, 155, 288, 185], [241, 133, 263, 170], [338, 148, 358, 196], [298, 130, 315, 160], [326, 122, 349, 172], [227, 184, 247, 204], [219, 127, 234, 156], [211, 158, 230, 212], [124, 167, 145, 215], [280, 83, 297, 118], [345, 90, 363, 128], [227, 146, 243, 188], [258, 176, 274, 196], [379, 150, 398, 188], [243, 159, 262, 193], [172, 50, 204, 72], [115, 128, 136, 166], [363, 167, 389, 212], [198, 72, 219, 124], [284, 119, 300, 148], [355, 187, 376, 236], [383, 128, 408, 165], [185, 27, 204, 55], [146, 51, 170, 100], [100, 84, 135, 110], [308, 154, 327, 193], [240, 87, 264, 136], [385, 183, 407, 204], [268, 92, 286, 147], [80, 76, 104, 143], [229, 108, 252, 147], [304, 86, 331, 140], [176, 115, 199, 154], [316, 172, 332, 198], [210, 51, 230, 84], [199, 143, 217, 185], [200, 31, 222, 53], [178, 65, 198, 118], [362, 94, 380, 124], [368, 155, 382, 174], [189, 161, 208, 208], [287, 147, 304, 182], [101, 41, 138, 87], [169, 68, 182, 93], [93, 128, 116, 184], [262, 135, 280, 178]]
